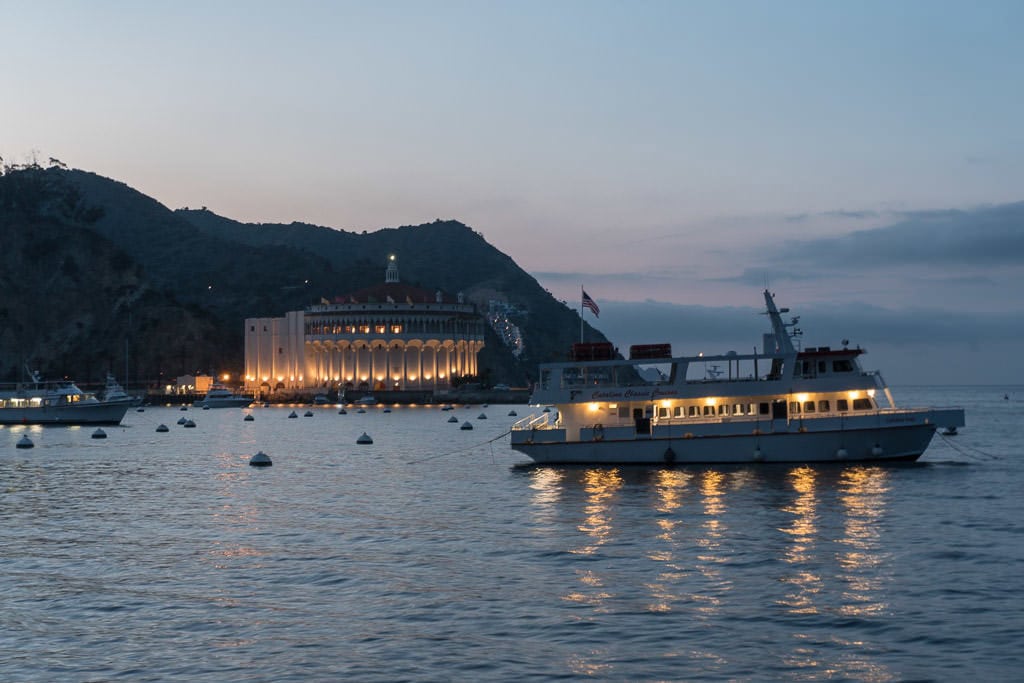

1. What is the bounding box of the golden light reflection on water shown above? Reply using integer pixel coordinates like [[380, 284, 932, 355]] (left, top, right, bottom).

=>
[[837, 466, 891, 618], [778, 466, 823, 615], [528, 467, 564, 528], [570, 468, 623, 556]]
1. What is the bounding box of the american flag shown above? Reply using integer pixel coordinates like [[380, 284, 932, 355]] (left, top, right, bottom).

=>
[[582, 290, 600, 318]]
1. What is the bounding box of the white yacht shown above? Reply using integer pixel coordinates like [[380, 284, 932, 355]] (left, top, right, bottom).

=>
[[98, 374, 143, 407], [510, 290, 965, 465], [0, 374, 131, 425], [195, 384, 253, 409]]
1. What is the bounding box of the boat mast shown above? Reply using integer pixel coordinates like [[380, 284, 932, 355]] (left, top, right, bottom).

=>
[[763, 290, 796, 355]]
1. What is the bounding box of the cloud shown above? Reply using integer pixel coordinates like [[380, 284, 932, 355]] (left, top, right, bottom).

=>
[[769, 201, 1024, 269], [823, 209, 880, 220]]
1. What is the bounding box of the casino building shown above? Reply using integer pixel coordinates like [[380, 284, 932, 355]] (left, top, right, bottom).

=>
[[244, 256, 485, 395]]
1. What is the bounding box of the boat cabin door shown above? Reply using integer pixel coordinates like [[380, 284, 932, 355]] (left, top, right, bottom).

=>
[[771, 399, 788, 424], [633, 407, 651, 436]]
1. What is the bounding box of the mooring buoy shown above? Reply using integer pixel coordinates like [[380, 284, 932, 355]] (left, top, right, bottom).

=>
[[478, 413, 487, 420], [356, 432, 373, 444], [461, 421, 474, 430], [288, 411, 298, 418], [338, 408, 347, 415], [304, 410, 313, 417], [16, 435, 34, 449], [508, 410, 517, 417], [91, 428, 107, 439], [183, 419, 196, 428], [156, 424, 169, 432], [177, 417, 187, 425], [244, 414, 254, 422], [249, 451, 272, 467]]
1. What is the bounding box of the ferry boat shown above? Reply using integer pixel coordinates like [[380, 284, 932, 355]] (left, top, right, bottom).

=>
[[510, 290, 965, 465], [0, 375, 132, 425], [195, 384, 253, 409]]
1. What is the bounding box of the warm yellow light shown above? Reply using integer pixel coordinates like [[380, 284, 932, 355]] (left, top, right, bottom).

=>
[[608, 403, 618, 409], [867, 389, 876, 398], [848, 391, 860, 400], [424, 374, 432, 380], [796, 393, 809, 403], [376, 376, 384, 381], [705, 397, 716, 406], [587, 402, 600, 412], [660, 399, 671, 408], [261, 376, 269, 382], [360, 375, 368, 382], [276, 376, 284, 382], [289, 376, 295, 382], [221, 373, 230, 382], [409, 375, 417, 381]]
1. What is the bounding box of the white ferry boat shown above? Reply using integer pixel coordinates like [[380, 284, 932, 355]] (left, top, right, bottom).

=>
[[0, 376, 132, 425], [510, 291, 965, 465], [195, 384, 253, 409]]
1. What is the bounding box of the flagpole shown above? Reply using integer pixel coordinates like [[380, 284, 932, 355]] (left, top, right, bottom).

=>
[[580, 285, 584, 343]]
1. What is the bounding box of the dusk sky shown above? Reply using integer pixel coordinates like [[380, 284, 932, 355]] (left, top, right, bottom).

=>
[[4, 1, 1023, 385]]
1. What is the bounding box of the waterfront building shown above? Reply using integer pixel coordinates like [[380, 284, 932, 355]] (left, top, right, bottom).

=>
[[244, 256, 485, 395]]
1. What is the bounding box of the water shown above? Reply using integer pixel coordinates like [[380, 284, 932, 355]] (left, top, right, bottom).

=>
[[1, 387, 1021, 681]]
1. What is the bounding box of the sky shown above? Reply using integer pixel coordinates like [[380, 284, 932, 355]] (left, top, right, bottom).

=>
[[3, 1, 1023, 385]]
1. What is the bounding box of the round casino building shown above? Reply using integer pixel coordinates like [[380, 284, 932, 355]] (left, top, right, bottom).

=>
[[244, 256, 485, 397]]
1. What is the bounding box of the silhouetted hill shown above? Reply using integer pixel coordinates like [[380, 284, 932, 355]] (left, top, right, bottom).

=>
[[0, 163, 607, 386]]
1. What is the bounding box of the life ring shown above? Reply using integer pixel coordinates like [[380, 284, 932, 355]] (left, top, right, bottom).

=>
[[593, 424, 604, 442]]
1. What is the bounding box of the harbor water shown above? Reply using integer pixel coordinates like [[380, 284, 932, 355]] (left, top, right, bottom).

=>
[[1, 386, 1022, 681]]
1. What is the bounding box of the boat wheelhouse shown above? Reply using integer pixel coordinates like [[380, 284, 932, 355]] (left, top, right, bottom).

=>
[[510, 291, 964, 465]]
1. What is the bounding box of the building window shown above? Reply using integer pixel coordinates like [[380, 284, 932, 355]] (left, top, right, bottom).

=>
[[391, 324, 402, 334]]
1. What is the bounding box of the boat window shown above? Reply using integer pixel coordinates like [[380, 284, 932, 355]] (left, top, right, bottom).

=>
[[759, 402, 770, 415], [837, 399, 849, 411], [803, 401, 815, 413], [718, 404, 728, 416], [618, 406, 630, 418], [658, 407, 669, 418], [789, 401, 800, 414], [833, 359, 854, 372], [703, 405, 714, 416], [747, 403, 756, 415], [818, 360, 827, 374], [818, 399, 830, 412], [688, 405, 698, 417], [673, 406, 683, 417], [852, 398, 873, 410]]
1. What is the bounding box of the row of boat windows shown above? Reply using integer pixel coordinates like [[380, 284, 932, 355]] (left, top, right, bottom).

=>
[[625, 397, 875, 419], [795, 359, 856, 376]]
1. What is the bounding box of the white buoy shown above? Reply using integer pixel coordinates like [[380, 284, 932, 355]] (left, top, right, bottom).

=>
[[183, 419, 196, 428], [249, 451, 273, 467], [156, 424, 169, 432], [288, 411, 298, 418], [16, 435, 34, 449], [461, 421, 474, 430], [447, 415, 458, 423], [91, 428, 107, 439], [356, 432, 373, 444], [244, 414, 254, 421], [177, 417, 187, 425], [508, 410, 517, 417], [338, 408, 347, 415], [304, 410, 313, 417], [478, 413, 487, 419]]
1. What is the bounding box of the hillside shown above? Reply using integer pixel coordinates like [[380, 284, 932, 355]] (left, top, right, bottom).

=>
[[0, 163, 607, 387]]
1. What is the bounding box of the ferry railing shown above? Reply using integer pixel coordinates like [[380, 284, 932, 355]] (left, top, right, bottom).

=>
[[511, 413, 553, 431]]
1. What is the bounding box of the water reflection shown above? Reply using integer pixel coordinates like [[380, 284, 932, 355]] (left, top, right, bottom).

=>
[[530, 463, 899, 679], [778, 466, 823, 615], [837, 467, 891, 618]]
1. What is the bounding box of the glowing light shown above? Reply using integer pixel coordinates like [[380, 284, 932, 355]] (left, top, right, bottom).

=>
[[660, 399, 672, 408], [587, 402, 600, 412], [705, 397, 716, 406], [867, 389, 876, 398], [221, 373, 230, 382], [608, 403, 618, 409], [796, 393, 809, 403], [848, 391, 860, 400], [276, 376, 283, 382]]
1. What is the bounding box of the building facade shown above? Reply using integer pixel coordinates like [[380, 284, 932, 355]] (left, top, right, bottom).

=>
[[244, 256, 485, 394]]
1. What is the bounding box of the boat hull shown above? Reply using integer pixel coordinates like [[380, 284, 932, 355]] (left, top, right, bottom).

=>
[[0, 402, 130, 426], [511, 423, 949, 465], [197, 399, 253, 408]]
